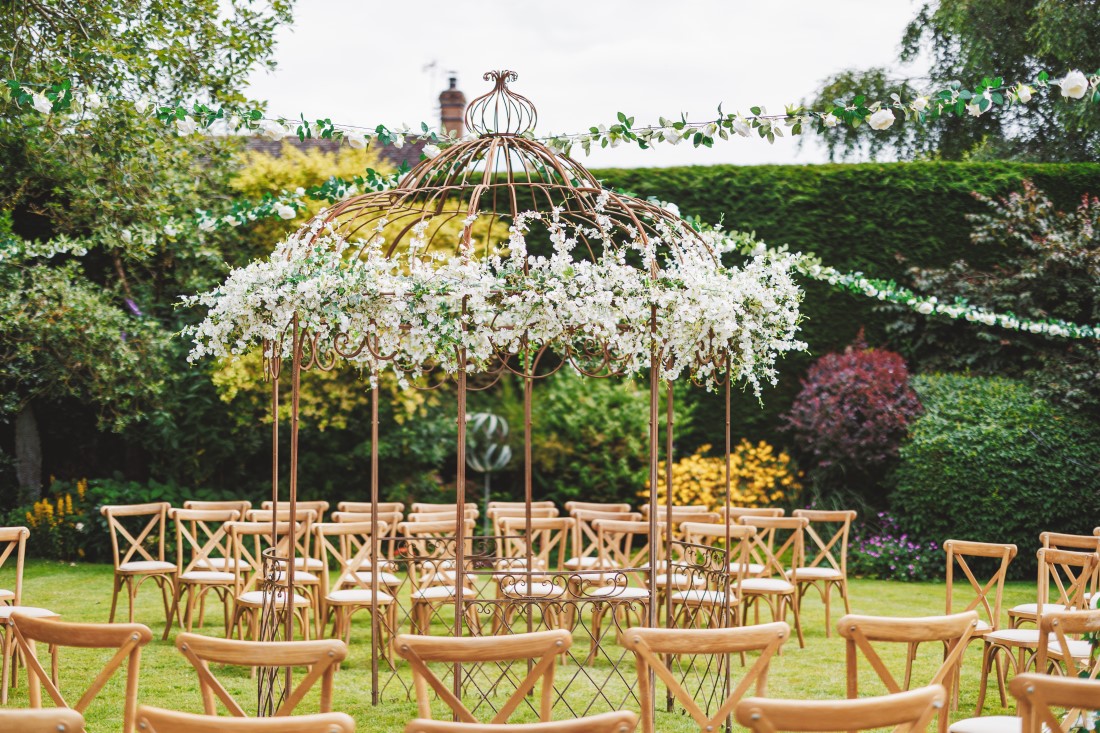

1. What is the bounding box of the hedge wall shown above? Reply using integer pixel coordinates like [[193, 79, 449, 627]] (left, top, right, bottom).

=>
[[593, 162, 1100, 451]]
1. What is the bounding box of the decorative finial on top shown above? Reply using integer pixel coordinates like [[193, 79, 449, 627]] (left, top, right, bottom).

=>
[[464, 70, 537, 137]]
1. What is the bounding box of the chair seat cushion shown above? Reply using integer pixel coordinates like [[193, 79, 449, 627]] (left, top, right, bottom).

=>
[[412, 586, 460, 601], [585, 586, 649, 600], [270, 570, 319, 584], [0, 606, 59, 621], [788, 567, 843, 580], [672, 589, 730, 605], [179, 570, 234, 583], [740, 578, 795, 593], [501, 581, 566, 599], [564, 556, 615, 570], [1048, 638, 1093, 658], [119, 560, 176, 574], [292, 557, 325, 571], [198, 558, 243, 571], [730, 562, 766, 575], [326, 588, 394, 604], [1008, 602, 1067, 616], [354, 571, 401, 587], [985, 629, 1042, 645], [948, 715, 1020, 733], [654, 573, 705, 589], [236, 590, 310, 607], [0, 589, 13, 602]]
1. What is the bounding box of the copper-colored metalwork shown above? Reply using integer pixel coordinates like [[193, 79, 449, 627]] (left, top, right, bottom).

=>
[[258, 70, 740, 724]]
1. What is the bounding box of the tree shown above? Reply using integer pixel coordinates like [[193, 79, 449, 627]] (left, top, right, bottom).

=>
[[806, 0, 1100, 161], [0, 1, 294, 502]]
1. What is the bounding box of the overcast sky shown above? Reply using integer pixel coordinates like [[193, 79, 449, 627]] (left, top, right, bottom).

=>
[[246, 0, 925, 168]]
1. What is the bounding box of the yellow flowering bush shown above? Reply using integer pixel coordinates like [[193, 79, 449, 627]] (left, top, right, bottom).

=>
[[641, 440, 801, 509], [24, 478, 88, 560]]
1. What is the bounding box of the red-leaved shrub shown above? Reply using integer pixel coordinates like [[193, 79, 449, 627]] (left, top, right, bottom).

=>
[[783, 333, 921, 493]]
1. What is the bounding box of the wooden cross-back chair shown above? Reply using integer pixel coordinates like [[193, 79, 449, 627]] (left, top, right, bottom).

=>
[[0, 708, 86, 733], [246, 508, 323, 574], [101, 503, 175, 625], [404, 711, 639, 733], [944, 540, 1017, 638], [790, 509, 856, 637], [410, 503, 480, 520], [838, 611, 979, 733], [183, 500, 254, 515], [564, 501, 632, 514], [313, 521, 396, 656], [11, 613, 152, 733], [620, 621, 789, 733], [330, 511, 404, 567], [0, 527, 57, 705], [974, 547, 1099, 716], [394, 629, 572, 725], [488, 501, 557, 511], [737, 516, 807, 647], [0, 526, 29, 607], [1010, 673, 1100, 733], [262, 500, 331, 518], [399, 519, 479, 634], [493, 517, 576, 632], [490, 508, 560, 547], [564, 510, 642, 572], [226, 521, 312, 641], [174, 632, 347, 717], [735, 685, 947, 733], [1008, 532, 1099, 629], [338, 501, 405, 514], [717, 507, 784, 523], [671, 522, 755, 629], [137, 707, 356, 733], [1035, 608, 1100, 679], [639, 504, 710, 517], [164, 508, 240, 639]]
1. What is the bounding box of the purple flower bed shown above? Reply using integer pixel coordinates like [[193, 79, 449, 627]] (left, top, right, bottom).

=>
[[848, 512, 941, 581]]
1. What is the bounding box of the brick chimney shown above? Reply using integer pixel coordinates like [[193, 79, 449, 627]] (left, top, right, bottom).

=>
[[439, 75, 466, 138]]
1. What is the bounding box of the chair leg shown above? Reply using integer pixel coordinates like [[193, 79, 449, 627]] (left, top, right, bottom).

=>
[[975, 642, 994, 716], [0, 623, 10, 705], [822, 581, 833, 637], [109, 574, 122, 623], [126, 576, 138, 623]]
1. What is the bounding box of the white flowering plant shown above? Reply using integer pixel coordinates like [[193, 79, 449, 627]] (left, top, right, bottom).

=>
[[183, 197, 806, 394]]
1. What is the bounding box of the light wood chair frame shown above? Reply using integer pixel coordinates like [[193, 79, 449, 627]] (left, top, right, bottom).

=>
[[0, 708, 86, 733], [183, 500, 254, 515], [1034, 608, 1100, 680], [790, 509, 856, 637], [338, 500, 405, 514], [1010, 673, 1100, 733], [738, 516, 807, 647], [0, 526, 29, 607], [403, 710, 639, 733], [399, 519, 479, 634], [1008, 532, 1099, 629], [174, 631, 346, 717], [564, 502, 633, 514], [944, 539, 1017, 635], [717, 507, 784, 522], [226, 521, 312, 642], [493, 517, 575, 632], [838, 611, 978, 733], [565, 510, 642, 572], [672, 522, 754, 629], [11, 613, 152, 733], [410, 503, 480, 520], [735, 684, 946, 733], [394, 629, 572, 724], [101, 503, 175, 625], [164, 508, 241, 639], [621, 621, 789, 733], [137, 706, 356, 733]]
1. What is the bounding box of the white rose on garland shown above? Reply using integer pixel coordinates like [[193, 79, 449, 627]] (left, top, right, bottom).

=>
[[175, 116, 198, 135], [275, 203, 297, 220], [31, 91, 52, 114], [868, 108, 895, 130], [1059, 70, 1090, 99]]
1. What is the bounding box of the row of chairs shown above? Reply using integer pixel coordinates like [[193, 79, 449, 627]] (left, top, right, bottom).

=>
[[2, 605, 1095, 733]]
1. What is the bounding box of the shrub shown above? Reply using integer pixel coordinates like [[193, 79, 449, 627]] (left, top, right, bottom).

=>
[[783, 334, 922, 500], [848, 511, 941, 582], [641, 440, 801, 509], [892, 374, 1100, 578]]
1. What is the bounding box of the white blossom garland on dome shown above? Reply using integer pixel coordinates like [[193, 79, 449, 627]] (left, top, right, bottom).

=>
[[5, 67, 1099, 153], [181, 199, 807, 394]]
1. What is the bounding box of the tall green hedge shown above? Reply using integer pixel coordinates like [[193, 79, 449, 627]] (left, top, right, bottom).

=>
[[594, 162, 1100, 450]]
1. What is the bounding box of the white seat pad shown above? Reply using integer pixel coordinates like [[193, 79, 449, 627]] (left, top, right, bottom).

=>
[[327, 589, 394, 604], [586, 586, 649, 600], [673, 589, 730, 604], [180, 570, 234, 583], [565, 556, 616, 570], [1048, 638, 1093, 658], [985, 629, 1043, 645], [354, 571, 401, 586], [412, 586, 460, 601], [119, 560, 176, 573], [1009, 602, 1067, 615], [948, 715, 1020, 733], [293, 557, 325, 571], [0, 589, 14, 602], [654, 573, 705, 588], [237, 590, 310, 607], [0, 606, 59, 620], [270, 570, 319, 584], [740, 578, 795, 593], [730, 562, 766, 575], [789, 567, 842, 580], [198, 558, 242, 571], [502, 581, 566, 599]]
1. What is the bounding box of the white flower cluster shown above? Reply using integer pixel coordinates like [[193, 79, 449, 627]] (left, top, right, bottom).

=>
[[183, 201, 806, 393]]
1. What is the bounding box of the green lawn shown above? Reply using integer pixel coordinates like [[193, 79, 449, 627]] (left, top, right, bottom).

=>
[[4, 561, 1035, 731]]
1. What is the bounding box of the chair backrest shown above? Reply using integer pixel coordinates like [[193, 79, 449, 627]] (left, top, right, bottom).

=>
[[792, 509, 856, 576], [1041, 532, 1100, 594], [227, 521, 294, 596], [738, 516, 807, 577], [261, 500, 331, 517], [410, 503, 480, 519], [1010, 673, 1100, 733], [337, 501, 405, 515], [0, 708, 86, 733], [570, 510, 643, 566], [0, 526, 30, 605], [717, 507, 784, 522], [330, 511, 404, 560], [498, 517, 575, 572], [399, 519, 477, 588], [735, 685, 946, 733], [489, 507, 560, 529], [1036, 547, 1098, 617], [1035, 608, 1100, 680], [174, 632, 347, 716], [313, 521, 389, 594], [169, 508, 240, 575], [594, 519, 665, 571], [137, 706, 356, 733], [488, 501, 557, 511], [394, 629, 572, 724], [100, 503, 170, 570], [680, 522, 756, 579], [404, 711, 639, 733], [837, 610, 978, 721], [943, 539, 1017, 629], [11, 613, 152, 733], [245, 509, 319, 564], [639, 504, 710, 517], [620, 622, 789, 733], [183, 500, 253, 515], [407, 510, 479, 524], [565, 502, 632, 514]]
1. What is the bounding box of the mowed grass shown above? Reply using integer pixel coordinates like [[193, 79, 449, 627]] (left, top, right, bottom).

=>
[[3, 561, 1035, 731]]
